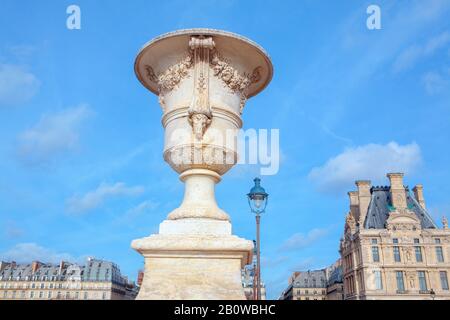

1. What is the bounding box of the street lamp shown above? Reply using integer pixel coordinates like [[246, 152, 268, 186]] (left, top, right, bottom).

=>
[[430, 288, 436, 300], [247, 177, 268, 300]]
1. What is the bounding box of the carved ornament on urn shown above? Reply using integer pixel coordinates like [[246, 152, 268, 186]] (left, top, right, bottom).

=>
[[131, 29, 273, 300]]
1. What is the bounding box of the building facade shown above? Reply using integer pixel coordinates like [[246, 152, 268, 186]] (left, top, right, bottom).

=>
[[326, 260, 344, 300], [340, 173, 450, 300], [241, 264, 267, 300], [0, 257, 137, 300], [281, 269, 328, 300]]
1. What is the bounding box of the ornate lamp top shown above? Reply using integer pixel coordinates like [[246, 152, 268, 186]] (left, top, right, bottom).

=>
[[247, 178, 269, 214]]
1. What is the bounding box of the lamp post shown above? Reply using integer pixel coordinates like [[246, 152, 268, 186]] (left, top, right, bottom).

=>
[[247, 177, 268, 300], [252, 240, 257, 301], [430, 288, 436, 300]]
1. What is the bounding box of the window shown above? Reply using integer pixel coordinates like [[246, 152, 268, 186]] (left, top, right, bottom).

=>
[[21, 291, 25, 298], [75, 292, 79, 299], [66, 292, 70, 299], [435, 238, 441, 244], [39, 291, 43, 299], [305, 290, 308, 294], [102, 292, 107, 300], [372, 246, 380, 262], [374, 271, 383, 290], [30, 291, 34, 299], [3, 291, 7, 298], [415, 247, 423, 262], [371, 239, 378, 244], [414, 238, 420, 244], [393, 246, 401, 262], [393, 238, 399, 244], [12, 291, 16, 298], [49, 283, 53, 289], [440, 271, 449, 291], [418, 271, 427, 291], [436, 247, 444, 262], [396, 271, 405, 292], [48, 291, 52, 299], [40, 283, 44, 289], [31, 283, 35, 289], [84, 292, 88, 300]]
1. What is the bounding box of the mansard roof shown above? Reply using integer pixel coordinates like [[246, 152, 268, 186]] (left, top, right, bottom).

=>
[[0, 258, 128, 284], [327, 266, 343, 285], [364, 187, 437, 230], [291, 269, 327, 288]]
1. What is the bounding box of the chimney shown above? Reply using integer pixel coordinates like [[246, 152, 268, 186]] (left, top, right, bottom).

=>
[[387, 173, 407, 210], [0, 262, 7, 271], [348, 191, 360, 221], [59, 260, 65, 274], [31, 261, 41, 274], [413, 184, 425, 209], [355, 180, 371, 226]]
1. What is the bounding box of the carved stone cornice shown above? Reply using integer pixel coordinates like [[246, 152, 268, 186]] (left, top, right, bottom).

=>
[[386, 209, 421, 232]]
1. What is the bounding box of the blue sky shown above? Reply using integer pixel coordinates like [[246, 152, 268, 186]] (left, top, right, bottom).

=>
[[1, 0, 450, 299]]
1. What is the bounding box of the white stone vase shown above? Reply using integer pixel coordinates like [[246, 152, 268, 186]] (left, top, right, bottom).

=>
[[131, 29, 273, 300]]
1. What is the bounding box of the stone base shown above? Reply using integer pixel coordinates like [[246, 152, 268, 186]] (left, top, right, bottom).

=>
[[131, 219, 253, 300]]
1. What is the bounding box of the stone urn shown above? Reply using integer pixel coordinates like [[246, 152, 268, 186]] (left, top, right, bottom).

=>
[[131, 29, 273, 300]]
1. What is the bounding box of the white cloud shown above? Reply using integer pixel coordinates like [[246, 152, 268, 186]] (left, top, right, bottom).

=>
[[289, 257, 316, 272], [0, 64, 40, 107], [17, 104, 93, 165], [393, 31, 450, 72], [308, 142, 422, 193], [4, 221, 24, 239], [113, 200, 160, 226], [279, 228, 330, 252], [261, 256, 289, 269], [0, 243, 81, 264], [423, 71, 448, 95], [66, 182, 145, 214]]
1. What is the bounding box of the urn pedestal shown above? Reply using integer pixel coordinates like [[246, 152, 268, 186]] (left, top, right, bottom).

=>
[[131, 29, 273, 300]]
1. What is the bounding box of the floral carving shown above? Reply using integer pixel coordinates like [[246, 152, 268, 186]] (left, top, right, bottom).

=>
[[144, 52, 194, 110], [158, 53, 194, 91], [210, 51, 262, 114]]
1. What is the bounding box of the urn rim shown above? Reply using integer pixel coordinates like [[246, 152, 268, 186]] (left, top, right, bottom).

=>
[[134, 28, 273, 99]]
